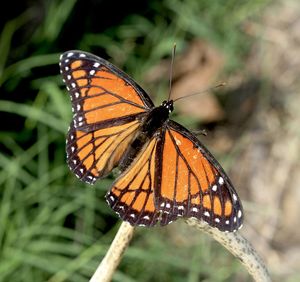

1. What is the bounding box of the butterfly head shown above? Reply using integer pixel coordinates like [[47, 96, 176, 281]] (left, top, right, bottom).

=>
[[161, 100, 174, 114]]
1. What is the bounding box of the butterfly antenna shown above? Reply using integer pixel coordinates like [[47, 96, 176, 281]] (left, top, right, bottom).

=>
[[173, 82, 226, 103], [167, 43, 176, 102]]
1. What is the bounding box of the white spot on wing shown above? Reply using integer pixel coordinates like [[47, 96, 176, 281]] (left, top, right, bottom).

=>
[[67, 52, 74, 57], [175, 137, 181, 145], [238, 210, 242, 218], [233, 194, 237, 201], [93, 62, 100, 68], [218, 177, 224, 185]]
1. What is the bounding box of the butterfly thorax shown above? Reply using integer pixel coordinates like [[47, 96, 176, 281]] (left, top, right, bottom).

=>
[[119, 100, 174, 172]]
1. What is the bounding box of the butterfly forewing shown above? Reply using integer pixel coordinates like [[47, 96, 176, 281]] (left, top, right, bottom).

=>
[[59, 51, 154, 132], [155, 121, 243, 232]]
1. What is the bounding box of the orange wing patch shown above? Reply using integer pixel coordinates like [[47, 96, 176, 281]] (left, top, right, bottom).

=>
[[156, 122, 243, 232], [60, 51, 154, 131], [106, 138, 160, 226], [66, 120, 140, 184]]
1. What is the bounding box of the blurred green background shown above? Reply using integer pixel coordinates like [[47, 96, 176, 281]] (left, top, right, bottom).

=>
[[1, 0, 300, 281]]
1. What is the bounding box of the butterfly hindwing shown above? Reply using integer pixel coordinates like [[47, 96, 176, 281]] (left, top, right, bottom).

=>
[[155, 121, 243, 232], [59, 51, 154, 132], [106, 138, 160, 226], [66, 119, 141, 184]]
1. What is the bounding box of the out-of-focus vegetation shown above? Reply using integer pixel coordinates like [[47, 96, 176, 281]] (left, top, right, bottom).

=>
[[4, 0, 300, 281]]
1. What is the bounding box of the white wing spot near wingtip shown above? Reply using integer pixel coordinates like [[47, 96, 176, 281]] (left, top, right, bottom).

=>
[[166, 203, 171, 209], [225, 220, 230, 225], [75, 92, 80, 98], [160, 202, 165, 208], [192, 207, 198, 212], [93, 62, 100, 68], [233, 216, 237, 223], [67, 52, 74, 57], [174, 137, 181, 145], [143, 215, 150, 220], [215, 218, 220, 223], [71, 146, 75, 152], [79, 53, 86, 57], [130, 214, 135, 218], [71, 83, 76, 88], [65, 66, 69, 71], [67, 75, 72, 80], [65, 59, 69, 63], [218, 177, 224, 185], [109, 195, 115, 202], [178, 206, 184, 210], [212, 185, 217, 191], [73, 160, 77, 164], [79, 168, 83, 173], [90, 70, 96, 75], [77, 104, 81, 111]]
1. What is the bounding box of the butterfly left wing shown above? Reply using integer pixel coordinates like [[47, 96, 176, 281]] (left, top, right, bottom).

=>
[[60, 50, 155, 184], [155, 120, 243, 232]]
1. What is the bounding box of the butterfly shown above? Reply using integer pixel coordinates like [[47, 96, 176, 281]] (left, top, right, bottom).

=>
[[59, 50, 243, 232]]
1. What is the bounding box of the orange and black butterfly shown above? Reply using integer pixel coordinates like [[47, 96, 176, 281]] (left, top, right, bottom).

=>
[[59, 50, 243, 232]]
